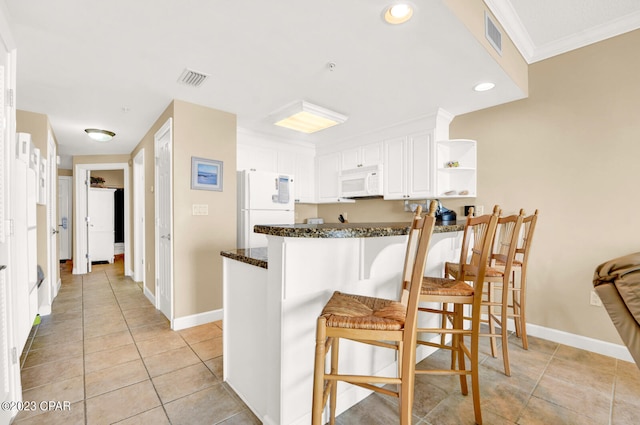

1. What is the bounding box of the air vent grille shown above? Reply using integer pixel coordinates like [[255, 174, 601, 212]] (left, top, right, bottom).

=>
[[484, 11, 502, 56], [178, 68, 209, 87]]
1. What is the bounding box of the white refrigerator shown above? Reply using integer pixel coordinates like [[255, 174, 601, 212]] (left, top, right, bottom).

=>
[[238, 170, 295, 249]]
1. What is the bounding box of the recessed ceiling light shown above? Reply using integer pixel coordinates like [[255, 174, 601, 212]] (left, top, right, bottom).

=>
[[474, 82, 496, 92], [84, 128, 115, 142], [384, 3, 413, 25]]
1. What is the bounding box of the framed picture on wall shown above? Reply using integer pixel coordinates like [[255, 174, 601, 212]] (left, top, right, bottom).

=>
[[191, 156, 223, 191]]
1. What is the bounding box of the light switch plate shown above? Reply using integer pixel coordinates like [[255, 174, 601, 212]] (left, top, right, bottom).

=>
[[192, 204, 209, 215]]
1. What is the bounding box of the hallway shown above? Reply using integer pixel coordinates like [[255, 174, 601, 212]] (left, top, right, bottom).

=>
[[15, 258, 260, 424]]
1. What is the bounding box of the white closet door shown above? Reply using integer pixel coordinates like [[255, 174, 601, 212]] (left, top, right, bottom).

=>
[[88, 188, 115, 263]]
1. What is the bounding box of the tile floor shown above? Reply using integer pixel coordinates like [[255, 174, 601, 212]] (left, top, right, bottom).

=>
[[16, 259, 640, 424]]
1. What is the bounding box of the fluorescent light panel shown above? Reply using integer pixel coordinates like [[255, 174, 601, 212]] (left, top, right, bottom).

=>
[[273, 101, 348, 134]]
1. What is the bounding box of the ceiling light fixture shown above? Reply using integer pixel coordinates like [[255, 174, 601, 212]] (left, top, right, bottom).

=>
[[84, 128, 116, 142], [473, 82, 496, 92], [384, 3, 414, 25], [271, 101, 348, 134]]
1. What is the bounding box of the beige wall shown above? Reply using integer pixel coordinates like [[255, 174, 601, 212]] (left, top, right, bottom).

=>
[[16, 110, 58, 287], [449, 29, 640, 344], [131, 100, 237, 319]]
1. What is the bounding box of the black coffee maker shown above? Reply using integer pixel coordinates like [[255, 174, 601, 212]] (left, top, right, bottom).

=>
[[435, 199, 457, 223]]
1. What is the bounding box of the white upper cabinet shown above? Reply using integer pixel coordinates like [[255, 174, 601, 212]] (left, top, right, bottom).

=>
[[341, 142, 382, 170], [237, 130, 316, 203], [293, 152, 315, 203], [434, 139, 477, 198], [383, 131, 434, 200], [316, 153, 342, 203], [237, 144, 278, 173]]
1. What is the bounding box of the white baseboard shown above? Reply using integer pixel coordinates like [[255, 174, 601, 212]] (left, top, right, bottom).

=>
[[482, 314, 634, 363], [172, 309, 223, 331], [143, 284, 156, 306], [526, 322, 633, 362]]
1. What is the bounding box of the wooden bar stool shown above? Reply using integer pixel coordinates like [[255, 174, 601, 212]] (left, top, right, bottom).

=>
[[311, 202, 437, 425], [415, 206, 500, 425], [505, 209, 538, 350], [444, 209, 525, 376]]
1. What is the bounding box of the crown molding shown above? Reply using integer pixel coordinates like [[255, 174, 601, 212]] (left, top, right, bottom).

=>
[[484, 0, 640, 64], [530, 9, 640, 63]]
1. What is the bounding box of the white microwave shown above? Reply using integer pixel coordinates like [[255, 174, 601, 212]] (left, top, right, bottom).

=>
[[339, 164, 383, 198]]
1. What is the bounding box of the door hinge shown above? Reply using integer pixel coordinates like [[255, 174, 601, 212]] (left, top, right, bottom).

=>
[[85, 216, 90, 223], [11, 347, 17, 364], [85, 254, 90, 259]]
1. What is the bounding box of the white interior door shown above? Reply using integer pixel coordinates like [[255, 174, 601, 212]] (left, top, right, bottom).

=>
[[47, 134, 58, 302], [155, 119, 173, 323], [85, 169, 91, 273], [58, 176, 72, 260], [0, 14, 20, 422], [133, 149, 145, 283]]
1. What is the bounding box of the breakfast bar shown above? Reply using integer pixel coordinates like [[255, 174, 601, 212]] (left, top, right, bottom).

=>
[[221, 222, 463, 425]]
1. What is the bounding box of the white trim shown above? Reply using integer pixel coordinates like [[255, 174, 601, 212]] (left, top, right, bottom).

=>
[[73, 162, 130, 275], [529, 10, 640, 63], [132, 149, 145, 284], [526, 323, 633, 363], [485, 0, 640, 64], [143, 284, 156, 306], [486, 314, 634, 363], [172, 309, 223, 331]]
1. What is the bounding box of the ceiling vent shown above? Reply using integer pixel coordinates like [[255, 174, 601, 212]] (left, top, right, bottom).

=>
[[177, 68, 209, 87], [484, 11, 502, 56]]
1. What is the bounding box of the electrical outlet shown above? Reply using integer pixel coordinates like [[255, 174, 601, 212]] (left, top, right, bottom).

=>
[[475, 205, 484, 215], [590, 290, 603, 307]]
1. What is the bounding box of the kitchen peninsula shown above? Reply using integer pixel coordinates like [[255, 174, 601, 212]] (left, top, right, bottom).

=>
[[221, 221, 463, 425]]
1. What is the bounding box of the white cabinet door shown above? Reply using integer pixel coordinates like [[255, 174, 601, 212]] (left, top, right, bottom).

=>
[[294, 153, 315, 203], [341, 142, 382, 170], [237, 144, 278, 172], [383, 131, 434, 200], [407, 131, 434, 198], [316, 153, 341, 203], [383, 136, 407, 200]]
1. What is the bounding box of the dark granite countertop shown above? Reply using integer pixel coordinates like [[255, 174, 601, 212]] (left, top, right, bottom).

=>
[[220, 247, 268, 269], [221, 221, 464, 269], [253, 221, 464, 239]]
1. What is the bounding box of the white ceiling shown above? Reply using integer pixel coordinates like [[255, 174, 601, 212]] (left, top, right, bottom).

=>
[[4, 0, 640, 158]]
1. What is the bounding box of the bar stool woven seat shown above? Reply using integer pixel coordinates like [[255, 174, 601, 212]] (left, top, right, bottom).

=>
[[320, 291, 407, 330]]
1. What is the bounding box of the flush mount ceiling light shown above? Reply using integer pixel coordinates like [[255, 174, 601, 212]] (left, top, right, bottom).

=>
[[271, 101, 348, 134], [473, 82, 496, 92], [84, 128, 115, 142], [383, 3, 414, 25]]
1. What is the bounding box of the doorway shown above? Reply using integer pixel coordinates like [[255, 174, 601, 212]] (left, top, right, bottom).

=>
[[74, 163, 130, 275]]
